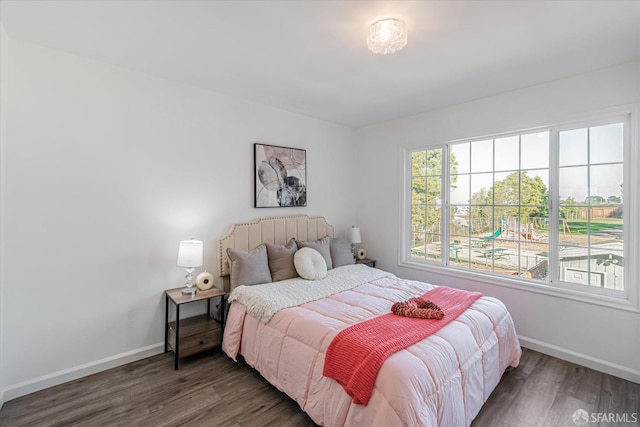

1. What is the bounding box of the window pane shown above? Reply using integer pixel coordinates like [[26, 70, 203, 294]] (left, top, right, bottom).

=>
[[491, 237, 519, 276], [495, 206, 519, 232], [588, 216, 623, 247], [470, 173, 493, 204], [412, 151, 427, 175], [411, 232, 426, 259], [412, 176, 426, 204], [450, 206, 470, 237], [559, 243, 590, 286], [559, 128, 588, 167], [448, 237, 468, 267], [450, 174, 469, 204], [451, 142, 470, 174], [590, 123, 623, 164], [521, 132, 549, 169], [471, 140, 493, 173], [521, 241, 549, 280], [590, 164, 623, 205], [524, 211, 549, 242], [493, 172, 519, 205], [559, 245, 623, 291], [494, 136, 519, 172], [426, 238, 442, 261], [559, 166, 588, 204], [520, 170, 549, 207], [426, 148, 443, 176], [411, 204, 426, 237], [470, 206, 493, 235], [426, 206, 441, 234], [426, 176, 442, 205], [593, 249, 624, 291]]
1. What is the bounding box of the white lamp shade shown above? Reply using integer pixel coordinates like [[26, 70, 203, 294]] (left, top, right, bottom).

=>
[[347, 227, 362, 244], [177, 239, 203, 268]]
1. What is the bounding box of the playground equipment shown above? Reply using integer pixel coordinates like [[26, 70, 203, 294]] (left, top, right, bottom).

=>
[[483, 227, 502, 242], [479, 220, 550, 243], [560, 218, 572, 237], [470, 216, 553, 243]]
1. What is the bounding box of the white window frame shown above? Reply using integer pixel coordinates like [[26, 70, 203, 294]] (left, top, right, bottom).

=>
[[399, 106, 639, 312]]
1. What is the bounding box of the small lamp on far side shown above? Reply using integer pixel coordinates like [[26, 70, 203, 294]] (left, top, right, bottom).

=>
[[347, 226, 362, 258], [177, 238, 203, 295]]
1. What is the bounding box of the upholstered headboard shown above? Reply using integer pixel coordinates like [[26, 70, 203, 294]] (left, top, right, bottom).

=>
[[217, 215, 335, 283]]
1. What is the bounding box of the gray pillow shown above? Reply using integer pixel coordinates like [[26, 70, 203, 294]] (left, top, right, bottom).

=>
[[226, 244, 272, 288], [330, 236, 355, 268], [266, 238, 299, 282], [296, 236, 333, 270]]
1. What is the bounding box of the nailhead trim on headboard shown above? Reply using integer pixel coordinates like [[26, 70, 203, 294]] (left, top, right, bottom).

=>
[[217, 215, 335, 279]]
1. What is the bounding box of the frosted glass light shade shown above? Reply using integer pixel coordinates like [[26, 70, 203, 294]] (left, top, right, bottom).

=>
[[177, 239, 203, 268], [367, 18, 407, 55], [348, 227, 362, 244]]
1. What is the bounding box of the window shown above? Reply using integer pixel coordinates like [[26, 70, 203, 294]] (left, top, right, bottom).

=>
[[557, 123, 624, 291], [404, 113, 632, 304]]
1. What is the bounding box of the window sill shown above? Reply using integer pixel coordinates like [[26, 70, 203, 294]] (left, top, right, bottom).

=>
[[398, 259, 640, 313]]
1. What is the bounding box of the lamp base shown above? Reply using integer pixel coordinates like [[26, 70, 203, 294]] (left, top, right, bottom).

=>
[[181, 287, 197, 295]]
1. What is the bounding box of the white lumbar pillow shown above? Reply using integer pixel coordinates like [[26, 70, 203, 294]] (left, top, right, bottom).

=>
[[294, 247, 327, 280]]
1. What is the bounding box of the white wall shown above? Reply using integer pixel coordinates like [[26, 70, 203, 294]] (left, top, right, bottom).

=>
[[0, 21, 9, 410], [355, 62, 640, 383], [0, 39, 356, 400]]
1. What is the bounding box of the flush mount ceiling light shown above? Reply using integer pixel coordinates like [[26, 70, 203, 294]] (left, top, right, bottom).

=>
[[366, 18, 407, 55]]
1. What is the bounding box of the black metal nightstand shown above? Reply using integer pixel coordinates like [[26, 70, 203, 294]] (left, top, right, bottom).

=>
[[164, 287, 226, 370]]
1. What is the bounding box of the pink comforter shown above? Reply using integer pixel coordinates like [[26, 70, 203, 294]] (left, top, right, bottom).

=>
[[223, 272, 521, 427]]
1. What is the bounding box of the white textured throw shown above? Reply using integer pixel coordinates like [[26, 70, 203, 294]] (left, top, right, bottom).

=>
[[228, 264, 391, 323]]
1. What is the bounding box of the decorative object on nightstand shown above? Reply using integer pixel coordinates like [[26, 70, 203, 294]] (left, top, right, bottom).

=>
[[356, 247, 367, 260], [165, 287, 226, 370], [177, 238, 203, 295], [196, 271, 214, 290], [356, 258, 377, 268]]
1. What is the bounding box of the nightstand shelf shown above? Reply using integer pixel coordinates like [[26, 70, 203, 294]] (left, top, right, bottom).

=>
[[164, 287, 225, 370], [167, 314, 221, 359]]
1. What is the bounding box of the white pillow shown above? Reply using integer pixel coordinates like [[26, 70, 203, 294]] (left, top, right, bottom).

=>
[[294, 247, 327, 280]]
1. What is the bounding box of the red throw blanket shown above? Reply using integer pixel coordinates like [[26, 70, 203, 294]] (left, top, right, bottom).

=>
[[323, 286, 483, 405]]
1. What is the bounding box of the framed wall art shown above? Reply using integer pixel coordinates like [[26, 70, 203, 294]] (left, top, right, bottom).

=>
[[254, 143, 307, 208]]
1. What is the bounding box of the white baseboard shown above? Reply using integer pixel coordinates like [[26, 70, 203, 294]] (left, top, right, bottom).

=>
[[519, 335, 640, 384], [1, 342, 164, 403]]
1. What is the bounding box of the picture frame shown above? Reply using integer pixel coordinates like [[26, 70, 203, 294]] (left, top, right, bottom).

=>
[[254, 143, 307, 208]]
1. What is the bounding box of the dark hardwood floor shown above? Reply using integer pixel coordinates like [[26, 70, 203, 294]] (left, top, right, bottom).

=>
[[0, 348, 637, 426]]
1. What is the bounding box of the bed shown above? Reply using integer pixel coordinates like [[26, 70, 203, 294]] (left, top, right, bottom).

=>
[[218, 216, 521, 427]]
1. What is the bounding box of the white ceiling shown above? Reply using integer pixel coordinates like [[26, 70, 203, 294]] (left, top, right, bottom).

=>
[[1, 1, 639, 128]]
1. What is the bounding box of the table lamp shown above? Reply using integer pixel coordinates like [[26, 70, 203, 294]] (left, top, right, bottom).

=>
[[177, 238, 203, 295], [347, 226, 362, 258]]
